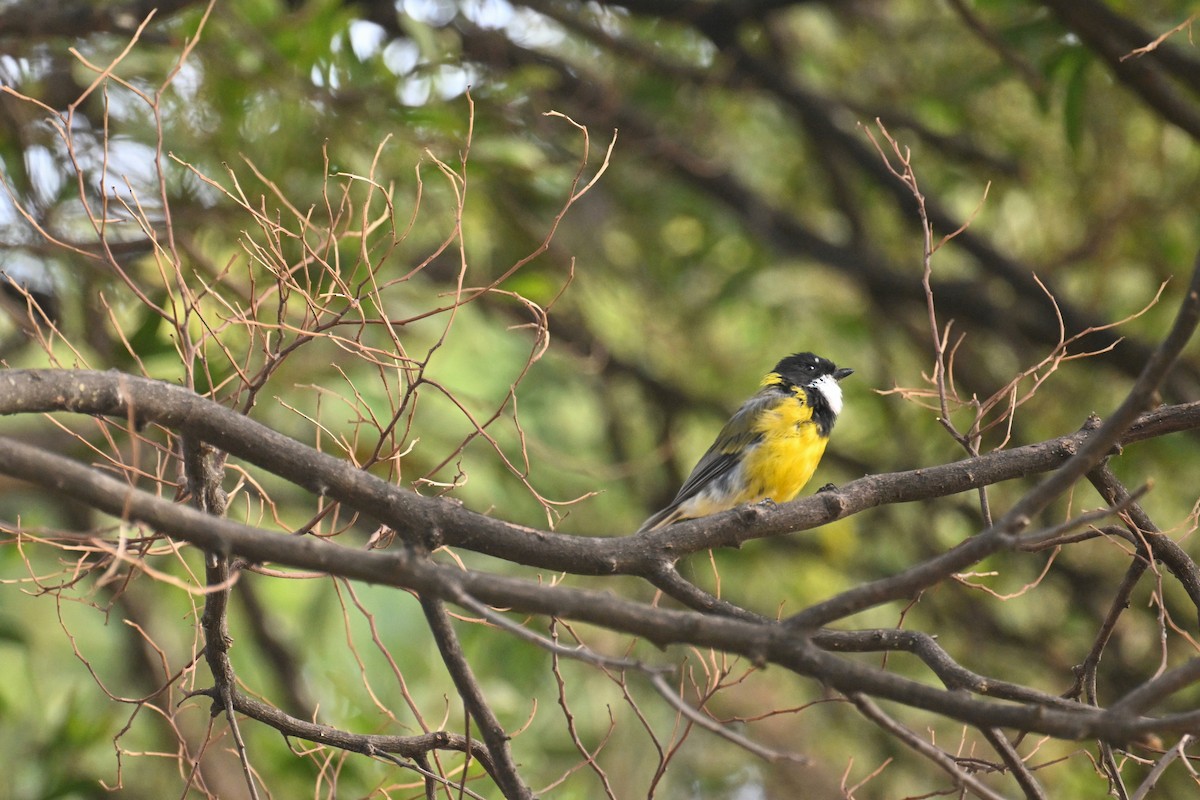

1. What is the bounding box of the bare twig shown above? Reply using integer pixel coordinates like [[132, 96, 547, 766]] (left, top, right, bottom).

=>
[[547, 620, 619, 800], [1130, 735, 1195, 800], [980, 728, 1047, 800], [848, 693, 1009, 800], [200, 689, 498, 789], [787, 250, 1200, 630], [647, 672, 810, 765], [1121, 15, 1197, 61]]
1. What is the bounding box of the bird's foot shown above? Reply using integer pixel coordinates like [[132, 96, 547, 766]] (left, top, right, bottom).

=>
[[816, 483, 837, 493]]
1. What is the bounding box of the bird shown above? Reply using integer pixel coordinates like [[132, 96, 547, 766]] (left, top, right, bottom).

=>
[[637, 352, 852, 532]]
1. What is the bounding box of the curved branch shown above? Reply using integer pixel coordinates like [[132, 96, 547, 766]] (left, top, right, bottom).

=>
[[812, 628, 1081, 711], [2, 370, 1200, 577], [217, 690, 499, 780], [0, 433, 1188, 745]]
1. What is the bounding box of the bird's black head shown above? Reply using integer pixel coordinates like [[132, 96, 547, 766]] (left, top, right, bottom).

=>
[[769, 352, 853, 433], [771, 352, 853, 387]]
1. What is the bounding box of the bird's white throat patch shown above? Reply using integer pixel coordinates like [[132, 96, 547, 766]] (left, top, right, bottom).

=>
[[812, 374, 844, 417]]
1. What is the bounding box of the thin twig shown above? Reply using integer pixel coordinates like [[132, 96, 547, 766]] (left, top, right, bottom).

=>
[[848, 693, 1009, 800], [548, 620, 619, 800], [1121, 15, 1197, 61], [980, 728, 1047, 800], [454, 592, 664, 672], [648, 673, 810, 766], [1130, 735, 1194, 800], [787, 250, 1200, 630]]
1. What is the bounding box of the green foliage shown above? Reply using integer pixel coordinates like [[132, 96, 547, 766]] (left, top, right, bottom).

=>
[[2, 0, 1200, 797]]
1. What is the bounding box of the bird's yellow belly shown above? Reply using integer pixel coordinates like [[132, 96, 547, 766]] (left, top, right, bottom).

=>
[[739, 403, 828, 504]]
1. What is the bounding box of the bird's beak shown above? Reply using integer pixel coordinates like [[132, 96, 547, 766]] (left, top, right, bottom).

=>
[[833, 367, 854, 381]]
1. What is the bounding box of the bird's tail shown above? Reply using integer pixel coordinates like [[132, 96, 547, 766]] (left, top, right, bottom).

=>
[[636, 504, 685, 533]]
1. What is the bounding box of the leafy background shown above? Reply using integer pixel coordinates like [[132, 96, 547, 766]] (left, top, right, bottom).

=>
[[1, 1, 1199, 797]]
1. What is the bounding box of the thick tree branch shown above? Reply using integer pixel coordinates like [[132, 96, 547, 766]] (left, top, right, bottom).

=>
[[0, 432, 1195, 745], [1, 370, 1200, 577], [0, 0, 196, 37], [421, 596, 532, 800], [1041, 0, 1200, 140]]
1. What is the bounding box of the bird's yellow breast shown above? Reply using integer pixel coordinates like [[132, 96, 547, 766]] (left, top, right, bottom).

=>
[[738, 389, 828, 504]]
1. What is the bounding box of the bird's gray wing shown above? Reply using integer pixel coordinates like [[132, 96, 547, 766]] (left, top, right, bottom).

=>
[[638, 389, 781, 531]]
